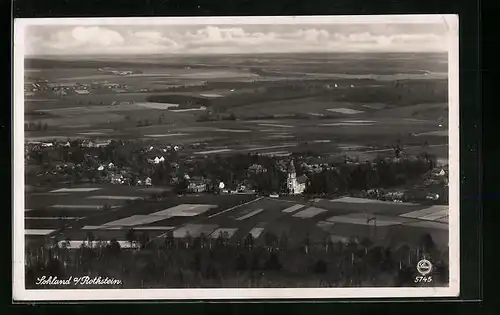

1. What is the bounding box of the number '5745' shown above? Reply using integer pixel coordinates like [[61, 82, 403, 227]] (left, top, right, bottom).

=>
[[414, 276, 432, 283]]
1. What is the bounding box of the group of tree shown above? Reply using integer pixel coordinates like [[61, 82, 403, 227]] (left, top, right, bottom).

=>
[[136, 119, 153, 127], [25, 122, 48, 131], [306, 155, 436, 195], [25, 231, 448, 289], [76, 100, 105, 105], [335, 79, 448, 106]]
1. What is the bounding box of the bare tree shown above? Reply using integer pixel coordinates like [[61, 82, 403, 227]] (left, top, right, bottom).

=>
[[86, 232, 95, 249], [126, 228, 137, 248], [304, 233, 311, 254], [244, 233, 254, 251]]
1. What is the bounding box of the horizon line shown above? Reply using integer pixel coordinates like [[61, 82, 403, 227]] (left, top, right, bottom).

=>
[[25, 51, 448, 58]]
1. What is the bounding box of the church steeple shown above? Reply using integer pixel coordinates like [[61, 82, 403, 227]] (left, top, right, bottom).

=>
[[287, 160, 296, 174], [287, 160, 297, 194]]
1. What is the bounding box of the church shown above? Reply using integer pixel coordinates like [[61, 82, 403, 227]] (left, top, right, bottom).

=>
[[286, 160, 308, 195]]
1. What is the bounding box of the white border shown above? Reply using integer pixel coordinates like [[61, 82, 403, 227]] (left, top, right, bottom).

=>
[[15, 14, 451, 26], [12, 15, 460, 301]]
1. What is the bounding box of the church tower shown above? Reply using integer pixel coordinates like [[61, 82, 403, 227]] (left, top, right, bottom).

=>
[[287, 160, 297, 194]]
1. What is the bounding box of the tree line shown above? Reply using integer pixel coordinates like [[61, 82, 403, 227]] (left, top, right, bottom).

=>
[[26, 231, 449, 289], [25, 122, 48, 131], [306, 154, 436, 195]]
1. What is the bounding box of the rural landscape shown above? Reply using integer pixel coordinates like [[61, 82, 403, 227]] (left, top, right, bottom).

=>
[[22, 22, 451, 290]]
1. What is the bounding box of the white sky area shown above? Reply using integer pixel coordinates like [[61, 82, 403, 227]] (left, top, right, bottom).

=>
[[24, 22, 451, 55]]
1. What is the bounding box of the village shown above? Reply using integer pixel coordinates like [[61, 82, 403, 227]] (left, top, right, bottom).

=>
[[24, 78, 131, 97], [25, 137, 448, 204]]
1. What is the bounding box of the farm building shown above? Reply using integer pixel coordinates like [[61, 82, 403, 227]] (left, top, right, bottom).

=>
[[431, 169, 447, 177], [149, 156, 165, 164], [137, 177, 152, 186], [74, 89, 90, 95], [187, 180, 207, 193]]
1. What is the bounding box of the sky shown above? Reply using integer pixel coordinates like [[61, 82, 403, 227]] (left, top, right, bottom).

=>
[[23, 20, 452, 56]]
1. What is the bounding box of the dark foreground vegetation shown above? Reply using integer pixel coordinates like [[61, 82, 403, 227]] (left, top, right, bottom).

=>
[[26, 231, 448, 289]]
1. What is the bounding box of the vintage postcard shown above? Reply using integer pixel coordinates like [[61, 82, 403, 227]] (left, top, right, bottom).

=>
[[13, 15, 459, 301]]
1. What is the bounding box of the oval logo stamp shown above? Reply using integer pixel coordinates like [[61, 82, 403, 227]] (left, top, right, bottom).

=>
[[416, 259, 433, 276]]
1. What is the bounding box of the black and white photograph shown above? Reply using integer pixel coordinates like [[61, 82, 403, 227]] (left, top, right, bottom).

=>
[[13, 15, 459, 300]]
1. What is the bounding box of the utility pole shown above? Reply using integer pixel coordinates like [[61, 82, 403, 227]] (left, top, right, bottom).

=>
[[367, 216, 377, 240]]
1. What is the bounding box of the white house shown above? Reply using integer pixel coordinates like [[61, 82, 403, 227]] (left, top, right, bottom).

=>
[[150, 156, 165, 164]]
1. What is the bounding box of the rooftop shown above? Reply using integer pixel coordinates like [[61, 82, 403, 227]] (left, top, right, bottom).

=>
[[297, 175, 308, 184]]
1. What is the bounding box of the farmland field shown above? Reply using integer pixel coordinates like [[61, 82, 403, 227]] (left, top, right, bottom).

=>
[[24, 183, 448, 250], [26, 54, 448, 247], [23, 51, 451, 290], [25, 53, 448, 156]]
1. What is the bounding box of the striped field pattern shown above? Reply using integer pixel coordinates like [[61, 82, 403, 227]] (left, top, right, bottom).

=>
[[25, 185, 449, 248]]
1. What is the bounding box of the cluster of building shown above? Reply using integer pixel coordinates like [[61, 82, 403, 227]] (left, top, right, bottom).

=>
[[47, 82, 91, 96], [300, 161, 337, 174], [26, 139, 113, 150], [186, 176, 210, 193], [90, 161, 151, 186], [26, 134, 449, 201], [363, 164, 449, 203], [108, 172, 151, 186], [424, 166, 449, 187], [26, 140, 70, 151], [98, 67, 134, 76], [24, 79, 49, 96], [25, 76, 133, 98], [145, 145, 183, 165], [52, 81, 131, 96]]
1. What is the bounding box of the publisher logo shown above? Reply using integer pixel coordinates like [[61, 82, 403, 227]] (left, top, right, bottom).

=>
[[416, 259, 433, 276]]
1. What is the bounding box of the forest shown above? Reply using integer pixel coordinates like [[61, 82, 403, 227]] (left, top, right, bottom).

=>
[[26, 230, 449, 289]]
